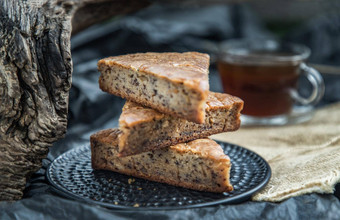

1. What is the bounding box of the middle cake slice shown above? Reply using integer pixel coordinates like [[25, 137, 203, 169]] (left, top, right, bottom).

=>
[[118, 91, 243, 156]]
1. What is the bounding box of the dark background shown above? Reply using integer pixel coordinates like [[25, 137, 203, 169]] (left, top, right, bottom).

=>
[[1, 2, 340, 219]]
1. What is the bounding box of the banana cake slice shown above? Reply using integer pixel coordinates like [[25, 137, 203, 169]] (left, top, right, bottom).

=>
[[118, 92, 243, 156], [98, 52, 210, 124], [91, 129, 233, 193]]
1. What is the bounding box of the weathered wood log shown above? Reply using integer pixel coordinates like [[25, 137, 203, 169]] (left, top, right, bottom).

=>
[[0, 0, 149, 201]]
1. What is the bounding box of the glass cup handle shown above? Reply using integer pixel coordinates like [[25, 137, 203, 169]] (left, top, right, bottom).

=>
[[290, 63, 325, 105]]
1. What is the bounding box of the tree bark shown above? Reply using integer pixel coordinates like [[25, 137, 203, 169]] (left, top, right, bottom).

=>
[[0, 0, 149, 201]]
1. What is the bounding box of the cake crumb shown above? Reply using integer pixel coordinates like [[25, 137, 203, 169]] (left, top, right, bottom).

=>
[[133, 203, 140, 207], [128, 178, 135, 184]]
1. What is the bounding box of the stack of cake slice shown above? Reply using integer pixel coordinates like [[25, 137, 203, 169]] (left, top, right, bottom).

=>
[[91, 52, 243, 193]]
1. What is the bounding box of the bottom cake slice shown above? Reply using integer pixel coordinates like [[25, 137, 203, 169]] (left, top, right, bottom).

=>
[[91, 129, 233, 193]]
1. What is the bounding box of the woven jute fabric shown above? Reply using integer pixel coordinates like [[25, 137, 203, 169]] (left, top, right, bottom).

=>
[[211, 102, 340, 202]]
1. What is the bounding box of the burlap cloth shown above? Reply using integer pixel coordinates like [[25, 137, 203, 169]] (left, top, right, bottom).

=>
[[211, 102, 340, 202]]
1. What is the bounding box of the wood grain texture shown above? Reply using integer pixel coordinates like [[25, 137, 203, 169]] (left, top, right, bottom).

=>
[[0, 0, 149, 201]]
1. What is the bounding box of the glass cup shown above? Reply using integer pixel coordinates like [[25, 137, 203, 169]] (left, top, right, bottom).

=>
[[217, 39, 325, 126]]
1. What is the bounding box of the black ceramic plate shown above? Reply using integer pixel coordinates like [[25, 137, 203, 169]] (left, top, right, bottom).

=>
[[46, 141, 271, 210]]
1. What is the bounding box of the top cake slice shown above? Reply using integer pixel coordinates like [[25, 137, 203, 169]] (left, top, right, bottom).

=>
[[98, 52, 210, 123]]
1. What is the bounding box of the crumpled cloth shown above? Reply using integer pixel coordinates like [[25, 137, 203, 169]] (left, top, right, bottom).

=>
[[212, 102, 340, 202]]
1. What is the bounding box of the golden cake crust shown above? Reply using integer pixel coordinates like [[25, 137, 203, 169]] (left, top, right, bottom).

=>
[[206, 92, 244, 110], [90, 128, 121, 145], [170, 139, 230, 162], [98, 52, 209, 93], [120, 102, 164, 127]]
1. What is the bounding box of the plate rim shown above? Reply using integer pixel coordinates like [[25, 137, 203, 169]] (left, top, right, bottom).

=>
[[46, 141, 271, 210]]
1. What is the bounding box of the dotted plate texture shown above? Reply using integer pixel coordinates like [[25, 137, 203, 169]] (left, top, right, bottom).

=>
[[47, 141, 271, 210]]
